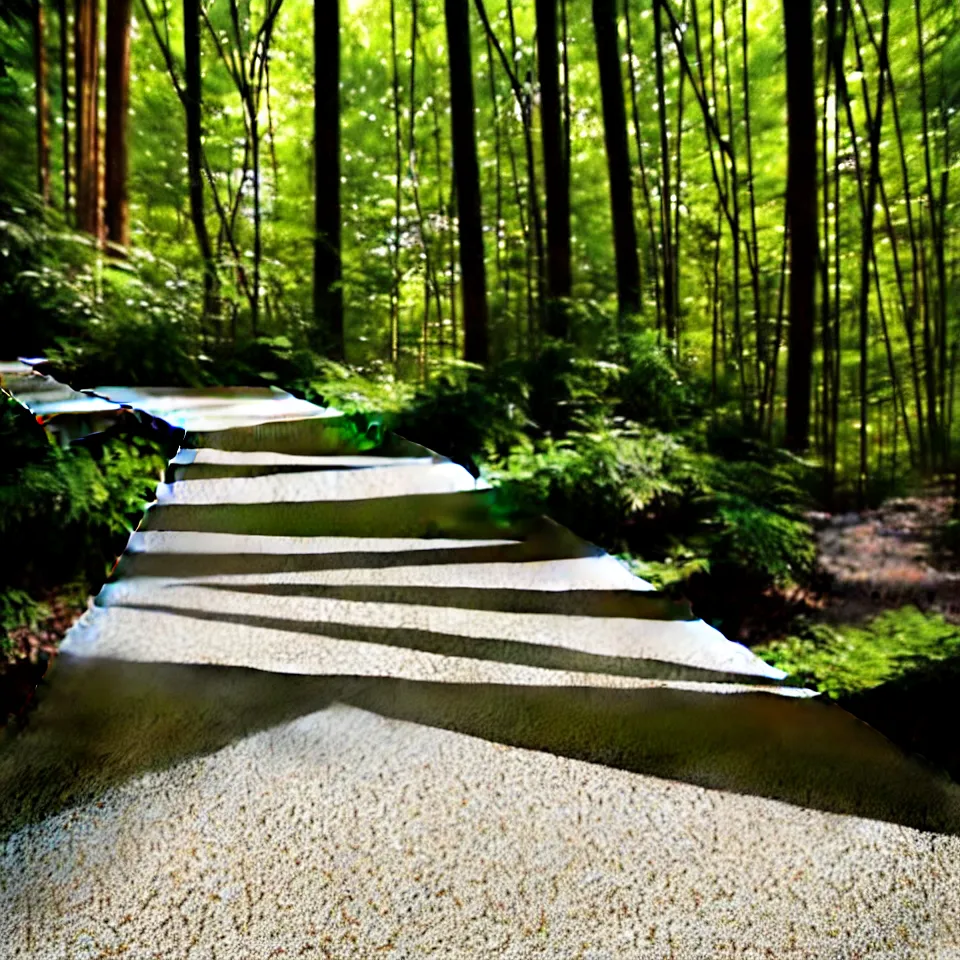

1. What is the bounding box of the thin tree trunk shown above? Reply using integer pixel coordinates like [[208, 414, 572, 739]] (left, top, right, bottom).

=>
[[105, 0, 132, 250], [741, 0, 763, 418], [183, 0, 218, 324], [33, 0, 51, 205], [390, 0, 402, 364], [711, 206, 722, 398], [673, 5, 685, 346], [854, 0, 890, 503], [624, 0, 661, 329], [314, 0, 344, 357], [475, 0, 545, 345], [536, 0, 571, 339], [486, 30, 507, 335], [561, 0, 571, 192], [914, 0, 945, 465], [74, 0, 99, 236], [410, 0, 443, 374], [783, 0, 818, 452], [446, 0, 489, 364], [593, 0, 640, 318], [57, 0, 70, 214], [820, 0, 836, 460], [721, 0, 746, 413], [653, 0, 675, 336]]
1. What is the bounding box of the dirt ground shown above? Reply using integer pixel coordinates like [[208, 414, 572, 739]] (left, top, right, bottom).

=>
[[813, 494, 960, 624]]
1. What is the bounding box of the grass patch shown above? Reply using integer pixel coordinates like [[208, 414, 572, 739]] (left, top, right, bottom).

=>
[[754, 606, 960, 698]]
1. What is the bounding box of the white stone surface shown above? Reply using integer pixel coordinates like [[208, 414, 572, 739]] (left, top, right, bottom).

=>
[[3, 371, 960, 958], [155, 461, 488, 505]]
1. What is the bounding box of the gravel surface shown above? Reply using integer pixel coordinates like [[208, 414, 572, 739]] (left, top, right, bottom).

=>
[[2, 370, 960, 958]]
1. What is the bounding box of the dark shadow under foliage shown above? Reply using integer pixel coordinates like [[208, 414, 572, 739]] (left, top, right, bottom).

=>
[[840, 654, 960, 785]]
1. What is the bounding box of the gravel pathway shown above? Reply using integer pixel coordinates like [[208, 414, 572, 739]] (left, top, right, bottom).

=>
[[2, 361, 959, 958]]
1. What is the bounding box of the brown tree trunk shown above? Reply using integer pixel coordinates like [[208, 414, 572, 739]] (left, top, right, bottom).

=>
[[445, 0, 489, 364], [74, 0, 99, 236], [592, 0, 640, 318], [390, 0, 402, 365], [535, 0, 571, 339], [624, 0, 661, 330], [33, 0, 51, 205], [653, 0, 675, 337], [57, 0, 70, 214], [855, 0, 890, 503], [314, 0, 344, 357], [104, 0, 131, 250], [783, 0, 818, 452], [182, 0, 218, 323]]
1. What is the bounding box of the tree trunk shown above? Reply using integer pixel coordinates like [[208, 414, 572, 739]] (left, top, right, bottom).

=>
[[592, 0, 640, 318], [104, 0, 131, 250], [57, 0, 70, 214], [535, 0, 571, 339], [183, 0, 217, 323], [855, 0, 890, 503], [624, 0, 661, 330], [74, 0, 99, 236], [33, 0, 51, 205], [783, 0, 818, 452], [314, 0, 344, 358], [653, 0, 674, 337], [445, 0, 489, 364], [390, 0, 402, 365]]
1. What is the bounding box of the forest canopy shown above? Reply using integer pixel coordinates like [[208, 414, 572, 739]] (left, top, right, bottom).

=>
[[0, 0, 958, 502]]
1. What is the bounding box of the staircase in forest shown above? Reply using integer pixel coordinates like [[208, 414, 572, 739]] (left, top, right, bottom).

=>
[[1, 359, 959, 957]]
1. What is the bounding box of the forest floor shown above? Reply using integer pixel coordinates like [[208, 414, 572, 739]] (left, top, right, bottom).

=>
[[813, 492, 960, 624]]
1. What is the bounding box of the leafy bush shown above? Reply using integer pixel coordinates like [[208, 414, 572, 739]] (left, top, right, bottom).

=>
[[615, 331, 700, 430], [0, 396, 167, 646], [391, 362, 530, 473], [486, 415, 705, 552], [754, 606, 960, 698]]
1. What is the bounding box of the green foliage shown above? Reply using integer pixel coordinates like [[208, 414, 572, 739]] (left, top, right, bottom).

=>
[[615, 332, 700, 430], [391, 362, 530, 472], [487, 416, 704, 551], [0, 396, 167, 647], [754, 607, 960, 699], [0, 590, 49, 658]]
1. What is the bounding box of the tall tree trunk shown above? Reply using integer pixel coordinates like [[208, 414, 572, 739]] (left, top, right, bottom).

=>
[[57, 0, 70, 214], [717, 0, 747, 412], [914, 0, 944, 466], [104, 0, 131, 250], [783, 0, 818, 452], [592, 0, 640, 319], [624, 0, 661, 330], [673, 5, 685, 346], [183, 0, 217, 323], [820, 0, 836, 462], [535, 0, 571, 339], [741, 0, 763, 415], [855, 0, 890, 503], [476, 0, 544, 347], [314, 0, 344, 357], [74, 0, 99, 236], [653, 0, 675, 335], [390, 0, 402, 365], [33, 0, 51, 205], [445, 0, 489, 364]]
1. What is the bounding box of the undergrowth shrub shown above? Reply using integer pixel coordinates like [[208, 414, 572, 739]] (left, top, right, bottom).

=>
[[0, 395, 167, 653], [754, 606, 960, 698], [486, 416, 705, 552]]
